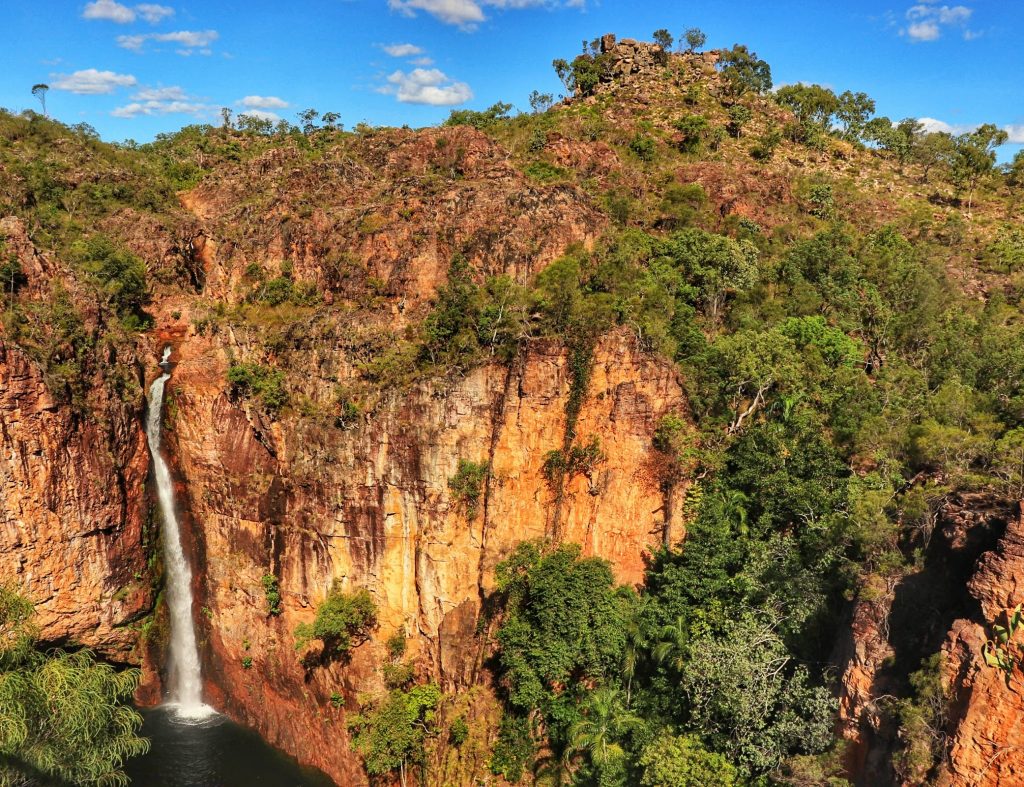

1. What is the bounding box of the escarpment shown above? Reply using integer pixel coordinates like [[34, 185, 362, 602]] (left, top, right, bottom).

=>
[[5, 31, 1024, 787]]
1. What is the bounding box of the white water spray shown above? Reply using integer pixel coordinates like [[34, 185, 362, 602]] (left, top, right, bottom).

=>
[[147, 346, 215, 721]]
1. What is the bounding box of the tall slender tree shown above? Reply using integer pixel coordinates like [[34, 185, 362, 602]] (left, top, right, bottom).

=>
[[31, 83, 48, 116]]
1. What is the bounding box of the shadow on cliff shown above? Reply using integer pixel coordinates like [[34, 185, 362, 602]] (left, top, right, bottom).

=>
[[842, 494, 1013, 786]]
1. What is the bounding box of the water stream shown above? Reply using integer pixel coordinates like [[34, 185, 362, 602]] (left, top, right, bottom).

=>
[[147, 346, 214, 720]]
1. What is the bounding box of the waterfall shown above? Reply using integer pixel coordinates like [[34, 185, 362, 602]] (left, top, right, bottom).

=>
[[147, 346, 215, 721]]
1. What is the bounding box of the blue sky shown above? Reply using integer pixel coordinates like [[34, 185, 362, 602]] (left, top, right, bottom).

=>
[[2, 0, 1022, 156]]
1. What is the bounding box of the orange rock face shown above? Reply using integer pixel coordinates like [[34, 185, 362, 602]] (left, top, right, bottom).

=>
[[0, 341, 153, 659], [941, 506, 1024, 787], [159, 325, 686, 783]]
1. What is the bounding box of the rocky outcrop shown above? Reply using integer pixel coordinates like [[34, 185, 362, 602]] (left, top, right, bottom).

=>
[[940, 505, 1024, 786], [835, 496, 1022, 787]]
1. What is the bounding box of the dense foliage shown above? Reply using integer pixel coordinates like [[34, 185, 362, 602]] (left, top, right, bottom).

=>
[[0, 587, 148, 786]]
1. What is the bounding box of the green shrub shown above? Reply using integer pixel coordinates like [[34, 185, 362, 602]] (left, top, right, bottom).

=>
[[523, 160, 569, 182], [0, 587, 149, 786], [387, 631, 407, 660], [489, 714, 534, 783], [226, 362, 288, 413], [70, 234, 149, 322], [674, 115, 709, 153], [629, 134, 657, 162], [382, 661, 415, 689], [349, 684, 442, 783], [639, 735, 738, 787], [444, 102, 512, 130], [449, 716, 470, 746], [294, 585, 377, 657], [751, 123, 782, 161], [261, 574, 281, 616], [984, 226, 1024, 273], [448, 459, 489, 518]]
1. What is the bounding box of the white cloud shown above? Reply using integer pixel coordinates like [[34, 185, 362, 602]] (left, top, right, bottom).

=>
[[380, 67, 473, 105], [111, 99, 209, 118], [906, 21, 940, 40], [135, 3, 174, 22], [83, 0, 136, 23], [117, 35, 146, 50], [1005, 126, 1024, 144], [901, 3, 976, 41], [919, 117, 1023, 143], [112, 84, 210, 117], [133, 85, 188, 100], [82, 0, 174, 23], [907, 3, 971, 24], [387, 0, 583, 29], [238, 109, 281, 122], [388, 0, 484, 27], [117, 29, 218, 54], [411, 56, 435, 66], [919, 116, 967, 134], [382, 43, 425, 57], [51, 68, 137, 94], [237, 95, 289, 109]]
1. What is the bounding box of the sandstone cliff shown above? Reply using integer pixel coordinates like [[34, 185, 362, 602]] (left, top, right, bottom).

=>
[[0, 218, 155, 662], [160, 322, 685, 783]]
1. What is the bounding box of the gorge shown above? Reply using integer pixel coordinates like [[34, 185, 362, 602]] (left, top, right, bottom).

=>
[[3, 27, 1024, 787]]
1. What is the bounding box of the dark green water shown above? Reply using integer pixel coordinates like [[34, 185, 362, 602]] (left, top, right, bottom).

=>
[[126, 708, 335, 787]]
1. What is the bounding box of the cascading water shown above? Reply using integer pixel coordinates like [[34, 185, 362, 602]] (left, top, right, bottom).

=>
[[147, 346, 215, 721]]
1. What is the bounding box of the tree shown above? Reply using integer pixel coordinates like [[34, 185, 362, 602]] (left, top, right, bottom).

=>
[[528, 90, 554, 114], [1, 255, 26, 310], [320, 111, 341, 130], [864, 117, 922, 172], [236, 113, 274, 135], [836, 90, 875, 141], [683, 27, 707, 53], [652, 616, 688, 674], [31, 83, 48, 117], [349, 683, 442, 787], [70, 234, 148, 320], [564, 687, 643, 778], [220, 106, 233, 129], [716, 45, 772, 96], [553, 58, 573, 94], [914, 131, 956, 184], [680, 612, 835, 774], [639, 735, 739, 787], [727, 104, 751, 138], [952, 123, 1008, 216], [1005, 149, 1024, 215], [494, 541, 636, 713], [0, 587, 149, 786], [293, 584, 377, 658], [652, 29, 674, 51], [297, 108, 320, 134], [775, 84, 840, 142], [661, 228, 759, 327]]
